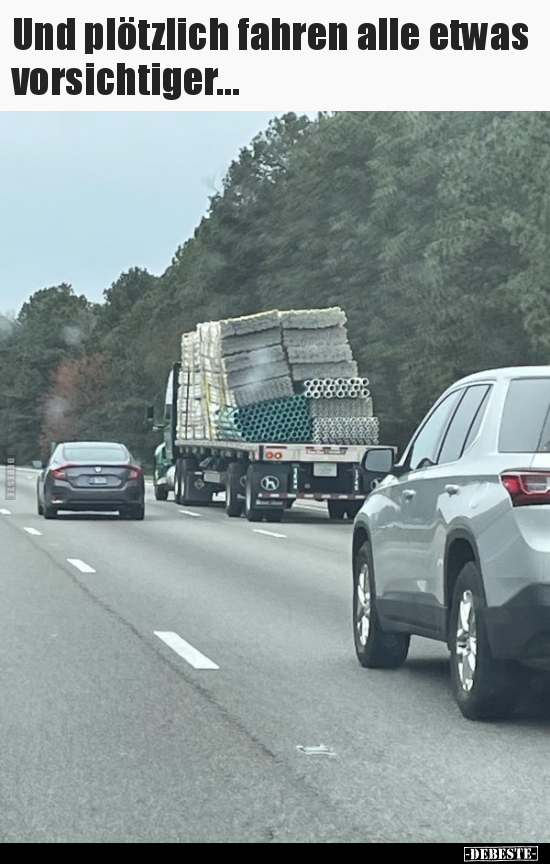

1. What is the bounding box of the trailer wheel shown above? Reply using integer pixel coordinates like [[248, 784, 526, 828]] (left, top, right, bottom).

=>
[[328, 500, 348, 520], [176, 458, 201, 505], [174, 459, 184, 505], [154, 482, 169, 501], [265, 510, 284, 523], [226, 462, 245, 517], [182, 459, 212, 507], [346, 501, 363, 519], [244, 466, 263, 522]]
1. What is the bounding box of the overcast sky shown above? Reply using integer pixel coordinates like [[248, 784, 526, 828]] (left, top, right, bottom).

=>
[[0, 112, 312, 315]]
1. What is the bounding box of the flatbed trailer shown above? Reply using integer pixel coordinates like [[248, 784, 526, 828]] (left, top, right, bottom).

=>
[[151, 346, 387, 522], [169, 436, 388, 522]]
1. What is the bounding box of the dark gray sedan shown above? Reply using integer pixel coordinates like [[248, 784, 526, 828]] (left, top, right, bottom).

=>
[[36, 441, 145, 520]]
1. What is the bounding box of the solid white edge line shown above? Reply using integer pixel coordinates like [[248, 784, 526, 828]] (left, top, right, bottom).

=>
[[179, 510, 201, 518], [67, 558, 97, 574], [154, 631, 219, 670], [0, 508, 11, 515], [23, 527, 42, 535], [253, 528, 287, 539]]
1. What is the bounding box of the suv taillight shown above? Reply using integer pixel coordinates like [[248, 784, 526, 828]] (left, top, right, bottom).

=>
[[501, 471, 550, 506], [127, 465, 142, 481]]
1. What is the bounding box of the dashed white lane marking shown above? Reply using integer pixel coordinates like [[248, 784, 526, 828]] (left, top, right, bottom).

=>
[[179, 509, 201, 518], [67, 558, 96, 574], [0, 508, 11, 515], [23, 527, 42, 536], [253, 528, 287, 539], [154, 631, 219, 670]]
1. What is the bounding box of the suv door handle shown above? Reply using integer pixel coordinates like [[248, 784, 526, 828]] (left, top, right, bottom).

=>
[[402, 489, 416, 501], [445, 484, 459, 496]]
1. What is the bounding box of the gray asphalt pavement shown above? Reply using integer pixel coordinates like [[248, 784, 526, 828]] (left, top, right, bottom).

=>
[[1, 466, 550, 843]]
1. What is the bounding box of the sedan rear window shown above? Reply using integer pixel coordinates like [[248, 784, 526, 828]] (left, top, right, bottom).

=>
[[499, 378, 550, 452], [62, 445, 128, 462]]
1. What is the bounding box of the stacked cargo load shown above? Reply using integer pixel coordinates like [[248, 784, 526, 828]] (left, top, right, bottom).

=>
[[176, 307, 379, 446], [217, 310, 293, 408], [279, 307, 358, 381], [176, 332, 207, 440]]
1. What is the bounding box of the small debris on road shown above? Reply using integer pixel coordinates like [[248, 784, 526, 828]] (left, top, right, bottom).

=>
[[296, 744, 336, 758]]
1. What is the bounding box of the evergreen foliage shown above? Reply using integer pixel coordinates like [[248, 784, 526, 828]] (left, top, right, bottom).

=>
[[1, 112, 548, 463]]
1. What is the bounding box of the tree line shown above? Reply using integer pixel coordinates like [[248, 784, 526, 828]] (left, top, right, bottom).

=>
[[1, 111, 548, 466]]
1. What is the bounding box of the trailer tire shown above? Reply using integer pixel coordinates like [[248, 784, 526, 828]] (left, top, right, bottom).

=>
[[328, 500, 348, 520], [346, 501, 363, 519], [175, 458, 197, 505], [226, 462, 245, 517], [154, 482, 169, 501], [244, 466, 263, 522], [174, 459, 184, 505], [181, 459, 212, 507], [265, 510, 284, 523]]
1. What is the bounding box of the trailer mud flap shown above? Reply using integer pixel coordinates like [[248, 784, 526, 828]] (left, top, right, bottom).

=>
[[248, 463, 290, 507]]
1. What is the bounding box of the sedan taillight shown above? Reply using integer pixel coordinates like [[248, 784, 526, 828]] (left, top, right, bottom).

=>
[[127, 465, 142, 481], [51, 464, 74, 481], [501, 471, 550, 506]]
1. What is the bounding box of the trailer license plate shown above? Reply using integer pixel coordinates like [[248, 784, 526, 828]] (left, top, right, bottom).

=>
[[313, 463, 337, 478]]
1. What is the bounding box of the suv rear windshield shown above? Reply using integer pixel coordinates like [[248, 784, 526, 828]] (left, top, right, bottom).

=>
[[499, 378, 550, 452], [62, 445, 128, 462]]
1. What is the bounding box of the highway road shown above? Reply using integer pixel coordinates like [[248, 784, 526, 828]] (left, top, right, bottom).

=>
[[1, 466, 550, 843]]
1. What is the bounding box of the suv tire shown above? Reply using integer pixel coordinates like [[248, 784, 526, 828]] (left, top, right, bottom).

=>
[[450, 562, 520, 721], [353, 542, 410, 668]]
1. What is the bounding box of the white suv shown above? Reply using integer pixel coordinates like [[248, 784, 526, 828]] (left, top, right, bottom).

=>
[[353, 367, 550, 720]]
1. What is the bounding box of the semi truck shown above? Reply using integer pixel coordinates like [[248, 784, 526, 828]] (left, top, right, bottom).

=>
[[148, 308, 387, 523]]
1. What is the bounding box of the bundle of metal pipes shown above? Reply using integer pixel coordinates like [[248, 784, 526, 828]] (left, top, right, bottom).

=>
[[303, 378, 371, 399], [308, 396, 374, 419], [217, 395, 312, 443], [312, 417, 380, 446]]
